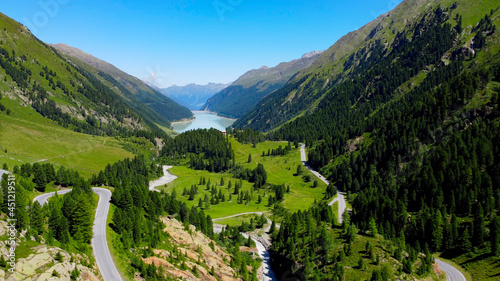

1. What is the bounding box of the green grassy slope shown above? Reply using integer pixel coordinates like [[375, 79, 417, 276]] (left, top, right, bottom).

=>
[[51, 43, 193, 123], [0, 12, 182, 177], [0, 12, 174, 138], [0, 95, 134, 178]]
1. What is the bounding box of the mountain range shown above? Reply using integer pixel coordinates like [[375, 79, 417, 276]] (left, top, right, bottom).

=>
[[50, 43, 193, 124], [160, 83, 228, 111], [1, 0, 500, 280], [0, 12, 193, 142], [233, 0, 500, 278], [202, 50, 323, 118]]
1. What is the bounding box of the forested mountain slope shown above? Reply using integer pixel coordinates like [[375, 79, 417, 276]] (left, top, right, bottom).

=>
[[0, 12, 173, 139], [234, 0, 498, 132], [231, 0, 500, 279], [51, 43, 193, 124], [202, 51, 322, 118]]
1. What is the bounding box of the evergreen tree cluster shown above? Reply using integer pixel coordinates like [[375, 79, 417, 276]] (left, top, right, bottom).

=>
[[472, 13, 496, 50], [232, 128, 266, 145], [160, 129, 234, 172], [0, 46, 30, 89], [91, 155, 161, 187], [101, 156, 215, 255], [233, 6, 500, 278], [1, 163, 95, 247], [101, 156, 260, 280], [275, 9, 459, 165], [216, 225, 260, 281], [261, 142, 293, 157], [231, 163, 268, 189], [271, 202, 343, 280]]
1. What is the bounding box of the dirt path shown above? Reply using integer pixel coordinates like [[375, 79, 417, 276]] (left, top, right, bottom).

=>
[[149, 165, 177, 192]]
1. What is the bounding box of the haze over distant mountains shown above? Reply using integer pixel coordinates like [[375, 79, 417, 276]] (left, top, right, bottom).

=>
[[201, 50, 323, 118], [160, 83, 229, 111]]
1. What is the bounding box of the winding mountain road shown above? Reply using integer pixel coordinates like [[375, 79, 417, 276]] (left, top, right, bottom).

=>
[[33, 188, 123, 281], [28, 158, 466, 281], [300, 146, 466, 280], [436, 259, 467, 281], [300, 144, 346, 223], [33, 189, 72, 205], [91, 188, 123, 281]]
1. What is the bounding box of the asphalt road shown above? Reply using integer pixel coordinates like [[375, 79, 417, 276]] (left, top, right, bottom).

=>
[[33, 189, 72, 205], [436, 259, 466, 281], [300, 144, 346, 223], [0, 169, 11, 178], [33, 188, 122, 281], [213, 213, 276, 281]]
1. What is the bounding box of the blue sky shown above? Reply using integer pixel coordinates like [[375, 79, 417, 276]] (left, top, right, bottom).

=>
[[2, 0, 403, 87]]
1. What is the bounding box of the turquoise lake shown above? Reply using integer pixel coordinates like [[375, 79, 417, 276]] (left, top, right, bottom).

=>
[[171, 111, 235, 133]]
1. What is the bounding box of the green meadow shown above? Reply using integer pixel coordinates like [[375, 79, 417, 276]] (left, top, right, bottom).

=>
[[0, 96, 134, 178], [230, 139, 328, 212], [159, 139, 328, 218]]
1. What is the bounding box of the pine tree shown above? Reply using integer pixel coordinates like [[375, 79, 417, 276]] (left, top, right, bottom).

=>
[[59, 216, 69, 244], [112, 208, 123, 234], [358, 257, 365, 270], [403, 258, 412, 274], [0, 254, 6, 267], [461, 228, 472, 253], [70, 194, 94, 243], [54, 252, 63, 262], [30, 201, 44, 234], [1, 174, 8, 213], [296, 165, 303, 176], [473, 204, 485, 247], [14, 186, 28, 230], [431, 210, 444, 251], [369, 217, 378, 237], [97, 171, 106, 186], [33, 165, 47, 192], [451, 214, 459, 245]]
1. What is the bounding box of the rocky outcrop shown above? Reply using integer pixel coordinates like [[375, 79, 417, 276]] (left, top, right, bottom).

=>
[[0, 244, 100, 281], [139, 217, 252, 281]]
